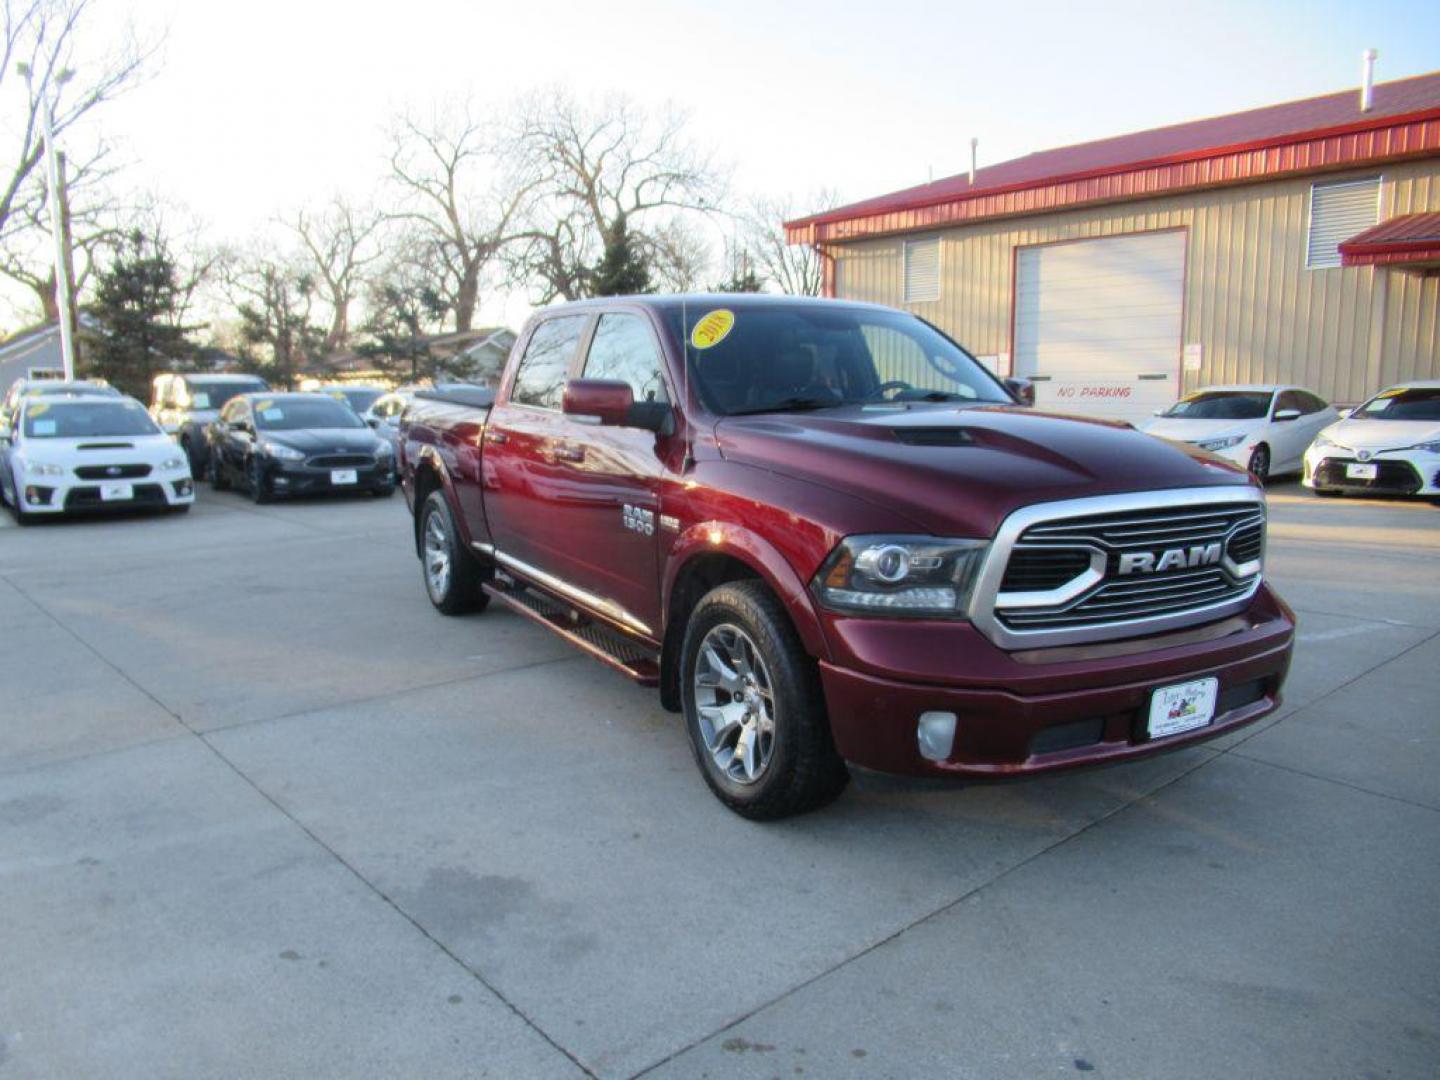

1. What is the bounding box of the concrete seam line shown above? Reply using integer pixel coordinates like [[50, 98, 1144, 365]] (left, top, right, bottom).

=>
[[3, 574, 598, 1076], [1282, 605, 1422, 629], [0, 732, 193, 781], [627, 750, 1219, 1079], [1225, 751, 1440, 815]]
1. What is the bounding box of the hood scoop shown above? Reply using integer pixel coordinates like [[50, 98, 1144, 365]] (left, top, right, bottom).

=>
[[78, 442, 135, 450], [892, 427, 975, 447]]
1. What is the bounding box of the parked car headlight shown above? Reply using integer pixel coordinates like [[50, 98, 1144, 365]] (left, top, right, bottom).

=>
[[1195, 433, 1246, 451], [160, 456, 187, 470], [259, 441, 305, 462], [812, 536, 988, 617], [373, 440, 394, 457], [1310, 433, 1345, 452], [22, 460, 65, 476], [1409, 440, 1440, 454]]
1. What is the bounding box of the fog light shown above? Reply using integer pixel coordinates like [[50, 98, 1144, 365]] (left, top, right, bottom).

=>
[[917, 711, 957, 762]]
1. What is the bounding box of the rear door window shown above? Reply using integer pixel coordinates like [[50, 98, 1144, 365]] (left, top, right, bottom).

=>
[[583, 314, 669, 403], [510, 316, 589, 410]]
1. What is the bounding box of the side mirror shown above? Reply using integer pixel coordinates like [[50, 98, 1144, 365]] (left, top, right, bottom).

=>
[[563, 379, 672, 433], [1003, 377, 1035, 407], [1273, 408, 1301, 422], [366, 416, 381, 429]]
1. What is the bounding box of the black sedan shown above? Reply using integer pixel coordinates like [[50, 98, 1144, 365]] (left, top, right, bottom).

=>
[[206, 392, 396, 502]]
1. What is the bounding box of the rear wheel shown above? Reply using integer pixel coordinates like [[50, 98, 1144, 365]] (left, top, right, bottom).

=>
[[1247, 444, 1270, 484], [681, 581, 849, 820], [420, 491, 489, 615]]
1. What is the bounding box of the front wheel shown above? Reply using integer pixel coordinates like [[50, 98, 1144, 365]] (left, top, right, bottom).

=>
[[420, 491, 489, 615], [210, 450, 230, 491], [246, 457, 271, 503], [681, 581, 849, 820], [1247, 444, 1270, 484]]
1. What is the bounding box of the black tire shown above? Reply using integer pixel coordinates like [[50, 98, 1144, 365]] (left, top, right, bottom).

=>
[[372, 484, 396, 498], [1247, 444, 1270, 484], [419, 491, 489, 615], [168, 504, 192, 515], [181, 437, 204, 481], [246, 456, 271, 504], [210, 451, 231, 491], [680, 580, 849, 820], [1313, 487, 1342, 498]]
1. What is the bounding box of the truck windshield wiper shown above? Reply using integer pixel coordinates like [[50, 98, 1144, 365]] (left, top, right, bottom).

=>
[[728, 397, 842, 416]]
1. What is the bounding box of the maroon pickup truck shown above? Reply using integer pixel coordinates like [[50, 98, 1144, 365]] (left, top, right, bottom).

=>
[[400, 295, 1294, 819]]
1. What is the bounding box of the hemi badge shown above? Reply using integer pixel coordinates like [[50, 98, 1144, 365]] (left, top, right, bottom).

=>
[[659, 514, 681, 533]]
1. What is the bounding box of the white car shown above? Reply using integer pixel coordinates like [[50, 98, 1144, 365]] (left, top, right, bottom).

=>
[[1141, 384, 1339, 482], [1303, 380, 1440, 499], [0, 393, 195, 522]]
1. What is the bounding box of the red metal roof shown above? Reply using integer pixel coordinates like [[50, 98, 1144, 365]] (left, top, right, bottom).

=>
[[1339, 211, 1440, 268], [788, 72, 1440, 243]]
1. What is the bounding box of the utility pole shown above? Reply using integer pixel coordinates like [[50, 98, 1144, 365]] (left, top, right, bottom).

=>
[[17, 62, 77, 379], [57, 152, 81, 368]]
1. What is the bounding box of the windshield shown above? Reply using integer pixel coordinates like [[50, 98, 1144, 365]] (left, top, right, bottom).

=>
[[24, 399, 159, 438], [664, 303, 1011, 416], [186, 379, 266, 410], [1162, 391, 1271, 420], [253, 397, 365, 431], [325, 388, 383, 413], [1350, 387, 1440, 421]]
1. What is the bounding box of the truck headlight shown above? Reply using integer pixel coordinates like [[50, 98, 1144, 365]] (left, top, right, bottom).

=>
[[1195, 434, 1245, 451], [812, 536, 987, 617]]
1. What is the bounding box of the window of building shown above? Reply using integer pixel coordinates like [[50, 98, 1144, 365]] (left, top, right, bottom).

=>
[[510, 315, 589, 409], [583, 314, 668, 403], [903, 238, 941, 303], [1306, 176, 1380, 269]]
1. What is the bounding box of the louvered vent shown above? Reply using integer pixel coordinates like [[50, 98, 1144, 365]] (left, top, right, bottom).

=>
[[903, 238, 940, 303], [1307, 177, 1380, 269]]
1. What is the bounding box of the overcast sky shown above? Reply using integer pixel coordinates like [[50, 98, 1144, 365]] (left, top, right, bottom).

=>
[[9, 0, 1440, 331]]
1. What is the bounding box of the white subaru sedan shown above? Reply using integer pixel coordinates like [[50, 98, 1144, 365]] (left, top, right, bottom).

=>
[[1303, 380, 1440, 499], [0, 394, 195, 522], [1141, 385, 1339, 483]]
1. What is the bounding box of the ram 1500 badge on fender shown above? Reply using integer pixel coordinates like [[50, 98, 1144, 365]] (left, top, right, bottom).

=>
[[399, 295, 1294, 820]]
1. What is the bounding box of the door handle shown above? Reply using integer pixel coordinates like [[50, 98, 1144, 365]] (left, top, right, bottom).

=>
[[556, 445, 585, 463], [486, 430, 509, 445]]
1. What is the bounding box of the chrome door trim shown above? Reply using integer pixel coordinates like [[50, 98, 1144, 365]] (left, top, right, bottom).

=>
[[472, 542, 654, 638]]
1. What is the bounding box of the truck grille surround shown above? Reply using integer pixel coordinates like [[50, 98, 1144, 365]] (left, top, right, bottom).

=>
[[970, 488, 1266, 649]]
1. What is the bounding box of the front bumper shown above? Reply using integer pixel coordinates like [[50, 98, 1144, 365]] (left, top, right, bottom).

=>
[[1303, 449, 1440, 496], [817, 585, 1294, 778], [262, 459, 396, 496], [19, 474, 195, 514]]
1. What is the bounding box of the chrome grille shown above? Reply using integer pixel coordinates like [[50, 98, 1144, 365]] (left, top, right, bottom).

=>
[[970, 489, 1267, 649]]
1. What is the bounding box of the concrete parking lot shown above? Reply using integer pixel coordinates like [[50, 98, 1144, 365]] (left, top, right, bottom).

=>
[[1, 482, 1437, 1079]]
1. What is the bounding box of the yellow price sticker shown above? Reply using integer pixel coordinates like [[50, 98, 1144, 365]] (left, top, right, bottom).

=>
[[690, 309, 735, 351], [256, 400, 274, 410], [28, 402, 49, 416]]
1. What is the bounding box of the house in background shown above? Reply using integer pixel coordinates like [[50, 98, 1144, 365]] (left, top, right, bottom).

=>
[[0, 317, 108, 397], [787, 71, 1440, 422]]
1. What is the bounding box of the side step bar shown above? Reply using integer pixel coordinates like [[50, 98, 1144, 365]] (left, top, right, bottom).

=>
[[483, 575, 661, 686]]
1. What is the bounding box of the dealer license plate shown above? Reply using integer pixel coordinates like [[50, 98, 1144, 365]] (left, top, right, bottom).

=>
[[99, 482, 134, 502], [331, 469, 358, 485], [1147, 677, 1219, 739], [1345, 463, 1377, 480]]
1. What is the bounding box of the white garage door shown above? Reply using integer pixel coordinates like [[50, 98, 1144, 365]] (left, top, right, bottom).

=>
[[1014, 231, 1185, 424]]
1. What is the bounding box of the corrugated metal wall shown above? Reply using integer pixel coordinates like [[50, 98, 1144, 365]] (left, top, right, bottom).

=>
[[831, 160, 1440, 404]]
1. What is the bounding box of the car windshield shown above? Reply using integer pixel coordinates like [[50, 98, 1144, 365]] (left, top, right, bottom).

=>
[[325, 388, 383, 413], [186, 379, 265, 410], [1162, 391, 1272, 420], [665, 303, 1011, 416], [24, 399, 159, 438], [252, 397, 365, 431], [1350, 387, 1440, 421]]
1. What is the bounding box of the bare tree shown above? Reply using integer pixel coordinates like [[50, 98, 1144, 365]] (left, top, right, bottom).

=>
[[738, 190, 840, 297], [386, 104, 535, 333], [222, 248, 322, 388], [510, 90, 726, 302], [0, 0, 154, 242], [286, 197, 384, 352]]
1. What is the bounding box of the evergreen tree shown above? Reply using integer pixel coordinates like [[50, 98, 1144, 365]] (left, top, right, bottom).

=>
[[592, 214, 652, 296], [87, 230, 193, 397]]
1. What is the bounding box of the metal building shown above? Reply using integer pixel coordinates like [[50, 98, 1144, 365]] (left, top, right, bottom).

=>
[[786, 72, 1440, 420]]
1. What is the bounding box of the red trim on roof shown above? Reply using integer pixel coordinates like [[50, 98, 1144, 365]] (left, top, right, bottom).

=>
[[1340, 212, 1440, 267], [786, 73, 1440, 245]]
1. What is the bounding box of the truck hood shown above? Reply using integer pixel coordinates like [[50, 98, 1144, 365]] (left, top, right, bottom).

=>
[[714, 404, 1249, 538], [1319, 418, 1440, 453]]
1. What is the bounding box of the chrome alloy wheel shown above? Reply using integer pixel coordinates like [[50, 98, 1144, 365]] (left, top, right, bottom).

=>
[[693, 623, 777, 785], [423, 511, 452, 602]]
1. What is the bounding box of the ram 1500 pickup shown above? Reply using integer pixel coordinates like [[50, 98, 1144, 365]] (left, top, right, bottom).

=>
[[400, 295, 1294, 819]]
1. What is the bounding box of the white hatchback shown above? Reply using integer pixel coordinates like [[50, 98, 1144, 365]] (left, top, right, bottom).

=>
[[1303, 380, 1440, 499], [1140, 385, 1339, 483], [0, 394, 195, 521]]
